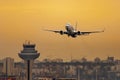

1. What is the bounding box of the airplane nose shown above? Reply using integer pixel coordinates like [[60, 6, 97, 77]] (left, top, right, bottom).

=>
[[65, 26, 69, 30], [65, 25, 68, 28], [66, 24, 70, 26]]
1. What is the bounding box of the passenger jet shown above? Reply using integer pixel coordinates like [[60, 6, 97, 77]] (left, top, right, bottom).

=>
[[44, 23, 104, 38]]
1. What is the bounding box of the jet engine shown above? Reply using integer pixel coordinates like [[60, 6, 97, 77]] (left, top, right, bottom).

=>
[[60, 31, 64, 35], [77, 31, 81, 35]]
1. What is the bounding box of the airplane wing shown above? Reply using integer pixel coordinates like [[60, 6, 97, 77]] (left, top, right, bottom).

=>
[[80, 30, 104, 35], [44, 29, 68, 35]]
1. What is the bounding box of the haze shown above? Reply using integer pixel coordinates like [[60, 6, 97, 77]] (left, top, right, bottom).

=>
[[0, 0, 120, 61]]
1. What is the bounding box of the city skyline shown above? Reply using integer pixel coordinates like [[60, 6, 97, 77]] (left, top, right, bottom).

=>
[[0, 56, 119, 63], [0, 56, 119, 80], [0, 0, 120, 61]]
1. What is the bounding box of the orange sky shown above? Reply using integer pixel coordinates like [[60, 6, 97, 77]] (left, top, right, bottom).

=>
[[0, 0, 120, 61]]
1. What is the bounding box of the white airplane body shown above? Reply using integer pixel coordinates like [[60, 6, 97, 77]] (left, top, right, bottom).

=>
[[44, 23, 104, 38]]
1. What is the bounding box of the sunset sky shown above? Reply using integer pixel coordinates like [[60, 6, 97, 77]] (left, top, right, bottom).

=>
[[0, 0, 120, 61]]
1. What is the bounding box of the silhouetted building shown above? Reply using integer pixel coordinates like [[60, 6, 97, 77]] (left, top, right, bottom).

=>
[[2, 57, 14, 76]]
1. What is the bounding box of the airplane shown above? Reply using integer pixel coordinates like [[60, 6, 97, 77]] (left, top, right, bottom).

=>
[[44, 23, 104, 38]]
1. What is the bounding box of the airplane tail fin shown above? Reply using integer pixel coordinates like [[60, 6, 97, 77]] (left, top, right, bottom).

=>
[[75, 22, 78, 31]]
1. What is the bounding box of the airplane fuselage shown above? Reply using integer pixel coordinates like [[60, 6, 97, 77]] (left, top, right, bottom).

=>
[[65, 24, 77, 37]]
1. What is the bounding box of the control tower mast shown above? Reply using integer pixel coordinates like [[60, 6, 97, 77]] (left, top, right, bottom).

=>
[[18, 42, 40, 80]]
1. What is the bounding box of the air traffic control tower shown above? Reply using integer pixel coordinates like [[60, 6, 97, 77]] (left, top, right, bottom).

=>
[[18, 42, 40, 80]]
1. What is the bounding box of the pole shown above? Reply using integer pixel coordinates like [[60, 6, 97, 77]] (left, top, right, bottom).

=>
[[6, 59, 7, 80], [77, 68, 80, 80], [27, 60, 30, 80], [96, 69, 97, 80]]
